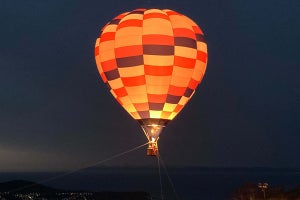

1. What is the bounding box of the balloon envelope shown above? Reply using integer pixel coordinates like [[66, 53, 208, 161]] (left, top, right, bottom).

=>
[[95, 8, 208, 155]]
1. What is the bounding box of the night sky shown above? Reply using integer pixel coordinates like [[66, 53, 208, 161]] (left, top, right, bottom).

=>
[[0, 0, 299, 172]]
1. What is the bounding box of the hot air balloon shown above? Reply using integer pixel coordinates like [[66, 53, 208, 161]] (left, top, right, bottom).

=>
[[95, 8, 207, 156]]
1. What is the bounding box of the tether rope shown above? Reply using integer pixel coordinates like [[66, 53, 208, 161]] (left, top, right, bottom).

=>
[[8, 142, 148, 193], [158, 152, 182, 200], [157, 152, 164, 200]]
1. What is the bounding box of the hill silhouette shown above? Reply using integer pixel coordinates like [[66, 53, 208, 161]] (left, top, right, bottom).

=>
[[0, 180, 152, 200]]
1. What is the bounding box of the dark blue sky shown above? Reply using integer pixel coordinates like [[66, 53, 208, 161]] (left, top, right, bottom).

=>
[[0, 0, 299, 171]]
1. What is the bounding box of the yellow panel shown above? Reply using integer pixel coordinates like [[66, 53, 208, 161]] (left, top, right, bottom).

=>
[[172, 66, 194, 78], [197, 41, 207, 52], [129, 93, 148, 103], [178, 96, 189, 106], [99, 40, 115, 53], [118, 65, 144, 77], [168, 112, 178, 120], [169, 15, 193, 30], [192, 62, 206, 81], [115, 35, 143, 47], [170, 75, 190, 87], [118, 96, 132, 105], [126, 85, 147, 95], [145, 75, 172, 85], [143, 19, 173, 35], [108, 78, 124, 89], [163, 103, 177, 112], [175, 46, 197, 59], [102, 24, 117, 33], [122, 103, 136, 113], [150, 110, 162, 118], [143, 55, 174, 66], [147, 85, 169, 94]]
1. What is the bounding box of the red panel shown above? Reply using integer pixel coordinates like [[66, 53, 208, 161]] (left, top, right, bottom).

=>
[[115, 45, 143, 58], [174, 104, 183, 112], [173, 28, 196, 39], [197, 50, 207, 63], [165, 10, 179, 16], [101, 59, 117, 72], [113, 87, 128, 97], [100, 72, 107, 83], [94, 46, 99, 56], [168, 85, 186, 96], [144, 12, 169, 20], [115, 97, 123, 105], [101, 32, 115, 41], [143, 35, 174, 45], [193, 25, 203, 35], [147, 94, 167, 103], [118, 19, 143, 29], [145, 65, 173, 76], [122, 75, 146, 87], [174, 56, 196, 68], [188, 79, 199, 90]]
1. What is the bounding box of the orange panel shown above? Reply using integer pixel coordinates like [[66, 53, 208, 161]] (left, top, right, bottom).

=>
[[115, 35, 143, 47], [161, 111, 171, 119], [169, 15, 193, 30], [130, 112, 141, 119], [143, 19, 173, 35], [134, 103, 149, 111], [126, 85, 147, 95], [147, 85, 169, 94], [144, 55, 174, 66], [116, 27, 143, 38], [175, 46, 197, 59], [192, 62, 206, 81], [118, 65, 144, 77], [145, 75, 172, 85], [129, 93, 148, 103]]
